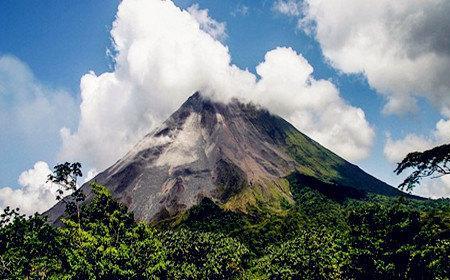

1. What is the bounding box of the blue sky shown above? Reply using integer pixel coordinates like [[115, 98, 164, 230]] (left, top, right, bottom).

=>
[[0, 1, 117, 188], [1, 0, 449, 210]]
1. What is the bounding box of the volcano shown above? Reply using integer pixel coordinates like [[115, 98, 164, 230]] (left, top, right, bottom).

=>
[[47, 92, 403, 222]]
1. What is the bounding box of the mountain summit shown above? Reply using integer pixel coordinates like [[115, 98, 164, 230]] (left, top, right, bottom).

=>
[[47, 92, 403, 222]]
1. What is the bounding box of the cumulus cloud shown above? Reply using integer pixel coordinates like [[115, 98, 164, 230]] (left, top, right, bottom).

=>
[[0, 56, 80, 214], [413, 176, 450, 199], [0, 162, 58, 215], [59, 0, 255, 170], [188, 4, 227, 42], [59, 0, 374, 175], [414, 176, 450, 199], [82, 168, 99, 184], [275, 0, 450, 196], [255, 47, 374, 160], [0, 55, 78, 198], [0, 160, 94, 215], [384, 134, 434, 164], [296, 0, 450, 116], [384, 118, 450, 198], [384, 118, 450, 163]]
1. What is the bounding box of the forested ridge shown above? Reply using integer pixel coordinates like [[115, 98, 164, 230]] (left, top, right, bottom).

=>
[[1, 180, 449, 279]]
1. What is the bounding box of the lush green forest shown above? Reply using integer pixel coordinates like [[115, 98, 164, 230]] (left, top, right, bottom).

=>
[[1, 180, 449, 279]]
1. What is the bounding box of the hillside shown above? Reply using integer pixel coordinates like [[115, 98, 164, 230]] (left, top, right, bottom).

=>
[[47, 92, 404, 223]]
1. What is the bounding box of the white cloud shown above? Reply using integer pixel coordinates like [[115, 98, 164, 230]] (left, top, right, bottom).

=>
[[383, 118, 450, 198], [255, 47, 374, 160], [273, 0, 302, 17], [59, 0, 256, 170], [82, 168, 99, 184], [0, 56, 82, 214], [277, 0, 450, 196], [0, 162, 58, 215], [0, 161, 94, 215], [0, 56, 78, 141], [384, 134, 434, 164], [0, 55, 78, 201], [384, 118, 450, 163], [188, 4, 227, 42], [297, 0, 450, 115], [59, 0, 374, 175], [412, 176, 450, 199]]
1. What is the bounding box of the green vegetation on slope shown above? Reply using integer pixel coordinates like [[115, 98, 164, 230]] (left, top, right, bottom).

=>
[[285, 128, 344, 181], [1, 181, 449, 279], [243, 106, 400, 196], [243, 104, 345, 182]]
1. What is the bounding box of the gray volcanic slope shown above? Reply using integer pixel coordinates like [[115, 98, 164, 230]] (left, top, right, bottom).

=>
[[46, 92, 403, 223]]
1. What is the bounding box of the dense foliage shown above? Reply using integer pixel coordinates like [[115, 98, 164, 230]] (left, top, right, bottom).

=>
[[1, 182, 449, 279]]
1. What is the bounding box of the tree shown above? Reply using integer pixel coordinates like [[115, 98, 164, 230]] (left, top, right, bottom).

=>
[[0, 210, 61, 279], [47, 162, 85, 234], [47, 162, 84, 214], [395, 144, 450, 191], [0, 207, 24, 227]]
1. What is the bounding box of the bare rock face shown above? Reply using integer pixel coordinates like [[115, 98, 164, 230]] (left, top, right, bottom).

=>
[[46, 92, 402, 223]]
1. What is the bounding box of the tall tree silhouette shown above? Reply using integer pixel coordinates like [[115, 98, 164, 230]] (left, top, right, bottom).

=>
[[395, 144, 450, 191], [47, 162, 85, 225]]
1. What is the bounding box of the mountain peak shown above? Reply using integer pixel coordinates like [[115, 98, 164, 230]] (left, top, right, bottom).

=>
[[47, 92, 403, 223]]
